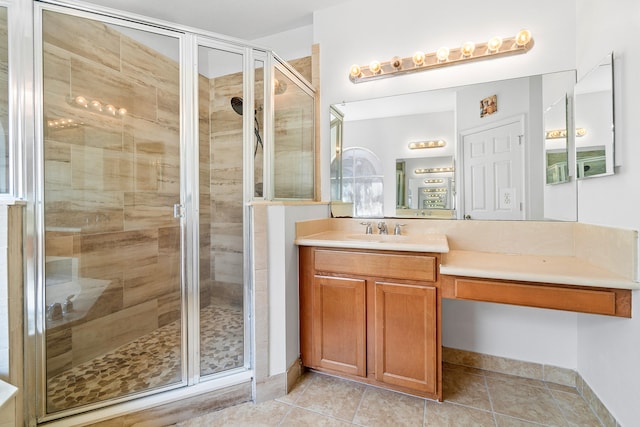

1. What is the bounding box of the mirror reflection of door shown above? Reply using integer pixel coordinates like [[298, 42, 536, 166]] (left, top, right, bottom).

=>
[[462, 118, 524, 220]]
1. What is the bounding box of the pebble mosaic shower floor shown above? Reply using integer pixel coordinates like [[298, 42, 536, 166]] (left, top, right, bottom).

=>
[[46, 303, 244, 412]]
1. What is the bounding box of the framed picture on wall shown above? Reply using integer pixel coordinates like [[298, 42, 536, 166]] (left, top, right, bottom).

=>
[[480, 94, 497, 117]]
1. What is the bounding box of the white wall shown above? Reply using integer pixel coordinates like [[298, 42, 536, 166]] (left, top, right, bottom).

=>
[[574, 1, 640, 425], [251, 24, 314, 61], [313, 0, 580, 371]]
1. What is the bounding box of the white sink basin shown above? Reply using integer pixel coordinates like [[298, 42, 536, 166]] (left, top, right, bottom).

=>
[[346, 234, 409, 243]]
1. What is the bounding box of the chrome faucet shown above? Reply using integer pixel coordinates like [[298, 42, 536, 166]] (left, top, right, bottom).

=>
[[47, 303, 63, 321], [377, 221, 388, 235], [393, 223, 406, 235], [360, 222, 373, 234]]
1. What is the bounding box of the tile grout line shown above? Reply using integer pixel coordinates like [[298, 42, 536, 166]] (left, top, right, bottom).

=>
[[350, 385, 368, 425], [544, 381, 576, 427], [481, 371, 500, 427]]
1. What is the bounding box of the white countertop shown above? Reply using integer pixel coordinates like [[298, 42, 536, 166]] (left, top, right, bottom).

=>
[[295, 230, 450, 253], [441, 250, 640, 290]]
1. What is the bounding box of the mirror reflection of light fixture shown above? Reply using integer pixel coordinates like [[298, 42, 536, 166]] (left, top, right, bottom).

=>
[[47, 118, 83, 130], [422, 187, 447, 192], [408, 140, 446, 149], [68, 95, 127, 117], [415, 167, 455, 174], [545, 128, 587, 139], [424, 179, 444, 184], [349, 29, 534, 83]]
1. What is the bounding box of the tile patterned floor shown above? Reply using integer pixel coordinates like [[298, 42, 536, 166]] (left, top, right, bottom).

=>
[[176, 363, 604, 427], [47, 303, 243, 412]]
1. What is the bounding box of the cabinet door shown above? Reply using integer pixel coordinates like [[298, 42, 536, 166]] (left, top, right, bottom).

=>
[[313, 275, 366, 376], [375, 282, 437, 394]]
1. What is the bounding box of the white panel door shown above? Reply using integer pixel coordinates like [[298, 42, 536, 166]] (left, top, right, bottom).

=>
[[463, 120, 524, 220]]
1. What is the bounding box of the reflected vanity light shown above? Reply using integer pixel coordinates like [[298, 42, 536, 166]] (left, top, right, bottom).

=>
[[545, 128, 587, 139], [424, 179, 444, 184], [422, 188, 447, 193], [408, 140, 446, 149], [47, 118, 82, 130], [68, 95, 128, 117], [349, 29, 534, 83], [415, 167, 454, 174]]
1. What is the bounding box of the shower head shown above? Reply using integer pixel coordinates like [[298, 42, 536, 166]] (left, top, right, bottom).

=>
[[230, 96, 263, 156], [230, 96, 244, 115]]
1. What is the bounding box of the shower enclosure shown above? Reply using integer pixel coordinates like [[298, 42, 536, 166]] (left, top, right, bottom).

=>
[[31, 1, 315, 423]]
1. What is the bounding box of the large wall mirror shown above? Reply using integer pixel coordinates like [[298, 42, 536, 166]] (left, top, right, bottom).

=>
[[574, 53, 615, 179], [330, 70, 579, 221]]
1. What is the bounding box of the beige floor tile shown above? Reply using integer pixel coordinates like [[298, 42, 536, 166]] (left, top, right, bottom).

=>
[[552, 390, 603, 426], [353, 386, 425, 426], [425, 401, 495, 426], [487, 377, 567, 426], [177, 400, 290, 427], [276, 371, 317, 405], [495, 414, 546, 426], [280, 407, 352, 426], [294, 373, 366, 421], [443, 369, 492, 411]]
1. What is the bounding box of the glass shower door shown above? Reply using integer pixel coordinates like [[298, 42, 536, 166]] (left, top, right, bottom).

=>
[[41, 9, 184, 413], [197, 43, 247, 377]]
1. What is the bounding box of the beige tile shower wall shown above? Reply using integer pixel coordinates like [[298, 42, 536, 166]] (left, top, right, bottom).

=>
[[210, 72, 244, 305], [42, 12, 182, 374], [199, 73, 212, 308]]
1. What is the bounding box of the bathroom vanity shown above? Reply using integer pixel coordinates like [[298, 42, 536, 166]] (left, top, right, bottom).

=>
[[295, 218, 638, 401]]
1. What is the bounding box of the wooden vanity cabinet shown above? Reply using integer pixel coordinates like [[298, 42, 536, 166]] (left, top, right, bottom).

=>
[[299, 246, 441, 400]]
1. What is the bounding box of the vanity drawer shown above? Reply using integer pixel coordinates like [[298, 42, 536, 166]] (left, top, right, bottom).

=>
[[441, 276, 631, 317], [314, 249, 436, 282]]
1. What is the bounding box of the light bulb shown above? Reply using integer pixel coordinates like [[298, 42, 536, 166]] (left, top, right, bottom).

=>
[[75, 96, 88, 107], [412, 51, 425, 66], [349, 64, 362, 78], [516, 29, 532, 47], [390, 56, 402, 70], [369, 60, 382, 74], [436, 47, 450, 62], [106, 104, 116, 115], [461, 42, 475, 57], [488, 36, 503, 52], [90, 100, 102, 111], [118, 107, 128, 116]]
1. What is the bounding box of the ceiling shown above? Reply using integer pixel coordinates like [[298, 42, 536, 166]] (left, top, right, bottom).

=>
[[82, 0, 349, 40]]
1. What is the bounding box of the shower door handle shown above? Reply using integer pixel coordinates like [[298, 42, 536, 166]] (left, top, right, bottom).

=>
[[173, 203, 184, 219]]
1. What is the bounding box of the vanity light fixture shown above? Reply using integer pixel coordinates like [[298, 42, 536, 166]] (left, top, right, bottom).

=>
[[424, 179, 444, 184], [545, 128, 587, 139], [408, 140, 446, 149], [415, 167, 455, 174], [349, 29, 534, 83], [422, 188, 447, 193]]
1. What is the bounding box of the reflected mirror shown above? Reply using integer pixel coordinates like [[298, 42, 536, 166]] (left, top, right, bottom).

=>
[[574, 53, 614, 179], [544, 95, 569, 185], [331, 70, 577, 220]]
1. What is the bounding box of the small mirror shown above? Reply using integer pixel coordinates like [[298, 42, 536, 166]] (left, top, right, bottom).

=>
[[574, 53, 614, 179]]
